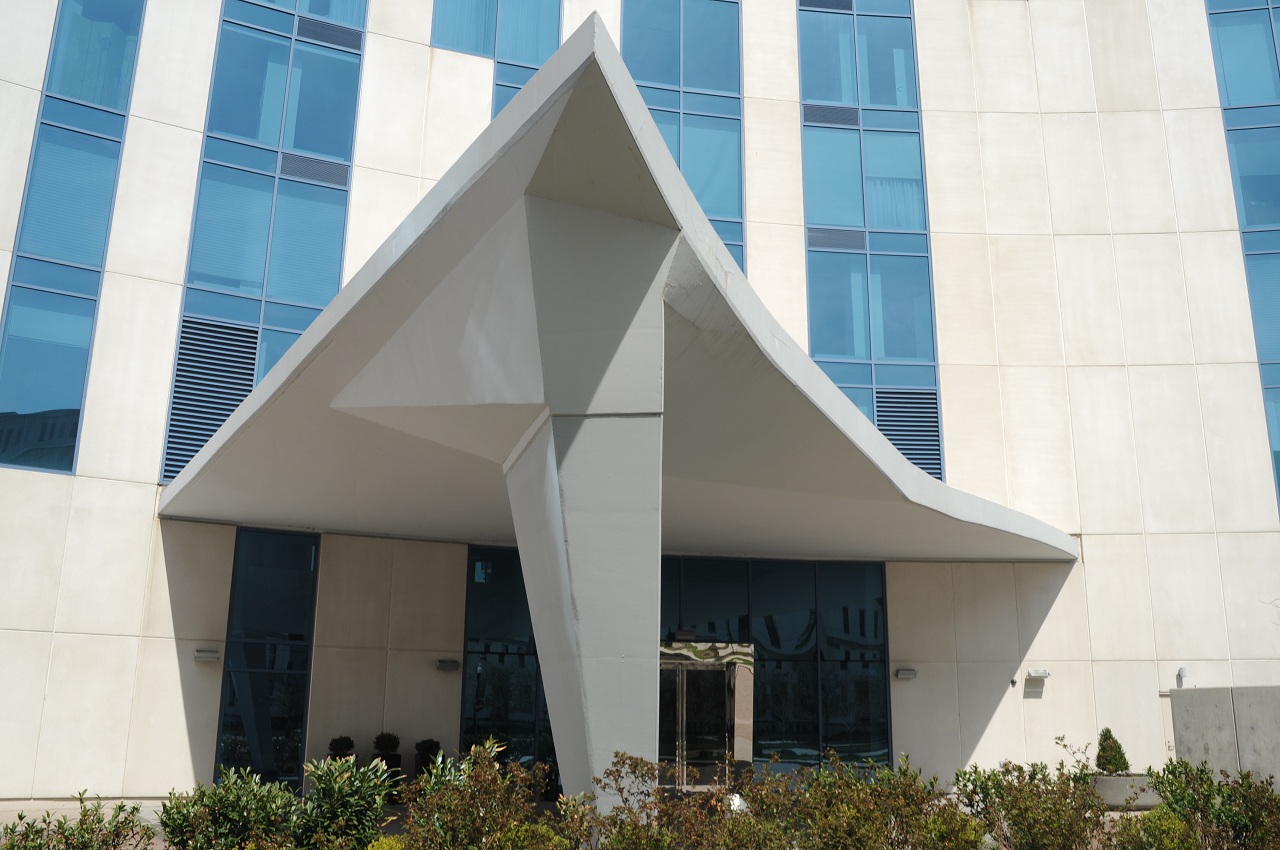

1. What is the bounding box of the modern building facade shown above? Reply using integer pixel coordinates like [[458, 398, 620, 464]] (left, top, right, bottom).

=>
[[0, 0, 1278, 803]]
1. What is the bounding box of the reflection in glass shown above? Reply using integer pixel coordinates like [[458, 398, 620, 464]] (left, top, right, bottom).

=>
[[1229, 127, 1280, 228], [1210, 11, 1280, 107], [870, 255, 934, 361], [497, 0, 560, 65], [432, 0, 498, 56], [750, 562, 817, 661], [188, 164, 274, 296], [821, 661, 889, 762], [217, 671, 309, 782], [683, 115, 742, 220], [652, 109, 680, 162], [681, 559, 748, 642], [461, 652, 540, 760], [0, 288, 94, 472], [857, 15, 917, 109], [283, 43, 361, 160], [207, 24, 291, 148], [227, 531, 319, 642], [802, 125, 863, 228], [18, 125, 119, 268], [265, 180, 345, 306], [257, 328, 299, 381], [1247, 253, 1280, 361], [863, 131, 924, 230], [299, 0, 367, 28], [808, 251, 870, 360], [799, 11, 856, 106], [817, 564, 886, 662], [752, 661, 819, 767], [683, 0, 740, 95], [46, 0, 145, 111], [623, 0, 680, 87], [466, 548, 535, 652]]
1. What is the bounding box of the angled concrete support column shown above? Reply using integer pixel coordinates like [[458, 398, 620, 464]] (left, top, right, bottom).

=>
[[504, 413, 662, 796]]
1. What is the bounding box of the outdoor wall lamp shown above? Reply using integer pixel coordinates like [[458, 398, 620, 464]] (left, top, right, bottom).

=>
[[894, 667, 918, 680], [436, 659, 461, 672], [194, 647, 221, 662], [1026, 668, 1050, 681]]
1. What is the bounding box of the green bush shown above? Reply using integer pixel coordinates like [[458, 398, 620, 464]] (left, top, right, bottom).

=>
[[373, 733, 400, 756], [954, 757, 1108, 850], [160, 767, 297, 850], [365, 838, 404, 850], [1147, 760, 1280, 850], [292, 757, 393, 850], [328, 737, 355, 757], [0, 794, 155, 850], [491, 822, 570, 850], [1097, 728, 1131, 775], [1114, 805, 1197, 850]]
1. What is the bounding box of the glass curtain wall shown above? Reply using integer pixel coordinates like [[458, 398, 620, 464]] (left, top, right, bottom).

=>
[[621, 0, 746, 267], [1205, 0, 1280, 502], [0, 0, 146, 473], [661, 556, 889, 768], [215, 529, 321, 786], [797, 0, 942, 479], [461, 547, 557, 775], [160, 0, 367, 482]]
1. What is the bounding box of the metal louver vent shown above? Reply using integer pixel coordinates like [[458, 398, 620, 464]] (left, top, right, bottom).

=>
[[808, 227, 868, 251], [874, 388, 943, 480], [296, 17, 363, 50], [800, 0, 853, 10], [161, 319, 258, 482], [803, 104, 860, 127], [281, 153, 350, 187]]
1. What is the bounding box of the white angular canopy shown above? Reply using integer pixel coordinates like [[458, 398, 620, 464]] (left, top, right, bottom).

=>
[[158, 16, 1075, 566]]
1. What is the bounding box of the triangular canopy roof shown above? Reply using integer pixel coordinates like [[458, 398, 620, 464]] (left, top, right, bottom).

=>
[[159, 17, 1076, 564]]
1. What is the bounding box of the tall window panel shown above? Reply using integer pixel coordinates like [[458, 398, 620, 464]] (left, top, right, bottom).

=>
[[0, 0, 145, 473], [161, 0, 366, 482], [621, 0, 746, 267], [797, 0, 941, 479], [1205, 0, 1280, 505], [215, 529, 320, 786]]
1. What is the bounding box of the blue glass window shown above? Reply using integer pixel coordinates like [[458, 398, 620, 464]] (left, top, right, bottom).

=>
[[257, 328, 300, 380], [1266, 388, 1280, 490], [802, 125, 863, 227], [0, 288, 95, 472], [46, 0, 145, 112], [857, 15, 917, 109], [433, 0, 499, 56], [207, 24, 291, 148], [41, 97, 126, 139], [11, 257, 100, 298], [808, 251, 870, 360], [1247, 253, 1280, 360], [863, 130, 924, 230], [799, 11, 856, 106], [496, 0, 560, 64], [18, 125, 120, 267], [684, 0, 741, 95], [652, 110, 680, 160], [299, 0, 366, 27], [188, 164, 274, 296], [266, 180, 345, 306], [870, 254, 934, 361], [1209, 11, 1280, 106], [1228, 126, 1280, 228], [682, 114, 742, 220], [622, 0, 680, 87], [283, 42, 361, 160]]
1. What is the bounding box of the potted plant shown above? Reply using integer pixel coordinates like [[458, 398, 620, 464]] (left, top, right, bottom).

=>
[[373, 732, 402, 772], [328, 735, 355, 760], [1091, 727, 1159, 810], [414, 738, 441, 777]]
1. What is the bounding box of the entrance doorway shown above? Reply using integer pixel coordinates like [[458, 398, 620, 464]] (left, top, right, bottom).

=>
[[658, 642, 754, 788]]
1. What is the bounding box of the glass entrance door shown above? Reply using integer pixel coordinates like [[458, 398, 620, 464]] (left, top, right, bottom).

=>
[[658, 642, 754, 788]]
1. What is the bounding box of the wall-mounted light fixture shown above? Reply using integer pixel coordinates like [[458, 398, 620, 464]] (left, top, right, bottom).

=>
[[1026, 668, 1050, 681], [195, 648, 221, 662], [894, 667, 918, 680], [436, 659, 461, 672], [1177, 666, 1189, 686]]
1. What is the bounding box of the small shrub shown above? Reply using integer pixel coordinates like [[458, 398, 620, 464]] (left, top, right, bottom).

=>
[[373, 733, 400, 756], [365, 838, 404, 850], [491, 822, 570, 850], [329, 736, 355, 757], [954, 757, 1108, 850], [413, 739, 440, 759], [292, 757, 394, 850], [1114, 805, 1197, 850], [0, 794, 155, 850], [1097, 728, 1131, 775], [160, 767, 297, 850], [1147, 759, 1280, 850]]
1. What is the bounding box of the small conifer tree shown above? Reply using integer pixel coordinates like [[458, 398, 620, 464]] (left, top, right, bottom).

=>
[[1096, 727, 1131, 774]]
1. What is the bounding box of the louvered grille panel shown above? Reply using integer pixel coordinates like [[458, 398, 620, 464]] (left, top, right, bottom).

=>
[[296, 18, 363, 50], [808, 227, 868, 251], [803, 104, 860, 127], [162, 319, 258, 482], [874, 388, 943, 479], [281, 153, 350, 187]]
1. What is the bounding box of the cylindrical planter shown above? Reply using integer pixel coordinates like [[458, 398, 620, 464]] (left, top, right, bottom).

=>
[[1092, 774, 1161, 811]]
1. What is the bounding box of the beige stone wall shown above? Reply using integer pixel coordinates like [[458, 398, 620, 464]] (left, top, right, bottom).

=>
[[883, 0, 1280, 780]]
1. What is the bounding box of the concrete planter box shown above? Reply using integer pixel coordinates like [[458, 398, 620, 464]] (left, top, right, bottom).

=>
[[1092, 775, 1161, 811]]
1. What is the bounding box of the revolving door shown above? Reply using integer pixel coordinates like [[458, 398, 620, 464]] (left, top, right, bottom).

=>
[[658, 642, 754, 788]]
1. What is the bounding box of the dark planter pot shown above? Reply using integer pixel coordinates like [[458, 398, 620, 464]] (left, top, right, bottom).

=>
[[375, 752, 403, 772], [1092, 774, 1161, 811], [415, 752, 432, 777]]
